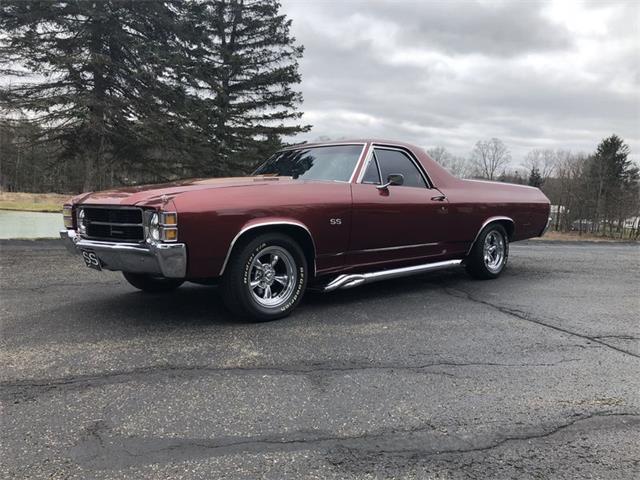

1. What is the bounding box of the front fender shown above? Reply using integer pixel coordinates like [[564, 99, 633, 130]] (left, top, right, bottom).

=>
[[218, 218, 317, 276]]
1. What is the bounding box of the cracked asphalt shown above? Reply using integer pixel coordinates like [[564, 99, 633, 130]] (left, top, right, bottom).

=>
[[1, 239, 639, 479]]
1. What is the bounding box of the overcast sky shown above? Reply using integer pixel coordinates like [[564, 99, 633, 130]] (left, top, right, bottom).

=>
[[280, 0, 640, 164]]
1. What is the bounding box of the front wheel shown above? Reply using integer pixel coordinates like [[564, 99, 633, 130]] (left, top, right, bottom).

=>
[[122, 272, 184, 292], [465, 224, 509, 279], [221, 233, 308, 321]]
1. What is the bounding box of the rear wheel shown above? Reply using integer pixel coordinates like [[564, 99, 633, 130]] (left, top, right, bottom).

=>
[[221, 233, 308, 321], [465, 224, 509, 279], [122, 272, 184, 292]]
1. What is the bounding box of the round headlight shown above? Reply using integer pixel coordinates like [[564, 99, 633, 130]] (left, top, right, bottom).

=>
[[149, 213, 160, 241], [77, 209, 86, 234]]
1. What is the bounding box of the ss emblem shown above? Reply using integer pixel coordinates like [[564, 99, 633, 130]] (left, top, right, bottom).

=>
[[330, 218, 342, 226], [81, 250, 101, 270], [82, 251, 99, 265]]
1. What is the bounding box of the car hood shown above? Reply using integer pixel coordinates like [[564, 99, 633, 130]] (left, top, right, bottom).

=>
[[71, 176, 294, 207]]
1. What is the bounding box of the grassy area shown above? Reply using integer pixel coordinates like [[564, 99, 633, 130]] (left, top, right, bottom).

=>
[[535, 230, 637, 242], [0, 192, 70, 213]]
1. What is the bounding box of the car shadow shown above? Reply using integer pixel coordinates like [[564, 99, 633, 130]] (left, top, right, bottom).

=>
[[28, 267, 478, 342], [73, 283, 239, 326]]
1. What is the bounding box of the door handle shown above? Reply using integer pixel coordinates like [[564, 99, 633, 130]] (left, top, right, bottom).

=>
[[431, 194, 447, 201]]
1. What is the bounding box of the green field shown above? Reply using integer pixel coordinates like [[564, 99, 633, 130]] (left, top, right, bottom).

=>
[[0, 192, 68, 213]]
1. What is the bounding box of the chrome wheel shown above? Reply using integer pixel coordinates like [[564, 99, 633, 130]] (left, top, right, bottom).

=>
[[248, 246, 297, 308], [483, 230, 505, 273]]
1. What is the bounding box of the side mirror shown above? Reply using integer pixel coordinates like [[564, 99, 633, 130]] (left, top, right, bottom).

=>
[[377, 173, 404, 190]]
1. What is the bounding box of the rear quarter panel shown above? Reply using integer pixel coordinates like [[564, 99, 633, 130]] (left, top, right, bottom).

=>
[[440, 179, 550, 244], [398, 144, 550, 248]]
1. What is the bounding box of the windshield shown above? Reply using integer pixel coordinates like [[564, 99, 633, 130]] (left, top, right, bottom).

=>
[[253, 144, 363, 182]]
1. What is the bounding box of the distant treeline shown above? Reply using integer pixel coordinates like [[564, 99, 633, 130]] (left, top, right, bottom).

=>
[[0, 120, 283, 192], [3, 120, 637, 239]]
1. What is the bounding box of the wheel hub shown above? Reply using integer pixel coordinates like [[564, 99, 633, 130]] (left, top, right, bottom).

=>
[[483, 230, 505, 273], [260, 265, 276, 286], [248, 246, 297, 308]]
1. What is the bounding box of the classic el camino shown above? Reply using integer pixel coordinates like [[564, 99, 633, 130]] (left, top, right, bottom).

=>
[[61, 139, 551, 320]]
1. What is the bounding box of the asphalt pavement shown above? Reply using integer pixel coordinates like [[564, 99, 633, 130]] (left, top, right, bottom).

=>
[[1, 239, 639, 479]]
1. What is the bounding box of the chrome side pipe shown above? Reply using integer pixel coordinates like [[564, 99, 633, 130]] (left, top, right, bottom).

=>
[[323, 259, 463, 292]]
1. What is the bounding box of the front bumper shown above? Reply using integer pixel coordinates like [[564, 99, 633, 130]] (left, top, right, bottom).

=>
[[60, 229, 187, 278]]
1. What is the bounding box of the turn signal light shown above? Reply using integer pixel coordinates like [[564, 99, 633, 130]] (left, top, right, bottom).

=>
[[162, 227, 178, 242], [161, 212, 178, 226]]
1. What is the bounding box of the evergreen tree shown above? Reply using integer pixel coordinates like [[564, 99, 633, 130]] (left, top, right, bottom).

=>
[[0, 0, 308, 191], [586, 135, 638, 232], [0, 1, 193, 191], [528, 166, 543, 187], [182, 0, 309, 176]]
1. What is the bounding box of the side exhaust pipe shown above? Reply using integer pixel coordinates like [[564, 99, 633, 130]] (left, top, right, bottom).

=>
[[323, 259, 462, 292]]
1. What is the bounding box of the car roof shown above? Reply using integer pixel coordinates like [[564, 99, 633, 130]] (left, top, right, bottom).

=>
[[280, 139, 421, 151]]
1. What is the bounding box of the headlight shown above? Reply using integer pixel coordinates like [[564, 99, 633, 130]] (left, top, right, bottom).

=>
[[147, 211, 178, 243], [149, 213, 161, 241], [77, 208, 86, 235], [62, 205, 73, 229]]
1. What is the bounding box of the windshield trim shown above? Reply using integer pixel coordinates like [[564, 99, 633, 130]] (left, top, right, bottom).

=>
[[257, 143, 367, 183]]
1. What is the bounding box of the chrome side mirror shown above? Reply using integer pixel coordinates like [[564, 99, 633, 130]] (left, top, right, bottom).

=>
[[377, 173, 404, 190]]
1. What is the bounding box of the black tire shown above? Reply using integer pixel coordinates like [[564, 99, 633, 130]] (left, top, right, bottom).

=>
[[122, 272, 184, 293], [221, 232, 308, 321], [465, 224, 509, 280]]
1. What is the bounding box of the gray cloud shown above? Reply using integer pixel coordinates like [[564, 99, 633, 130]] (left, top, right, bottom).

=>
[[281, 0, 640, 164], [346, 0, 573, 57]]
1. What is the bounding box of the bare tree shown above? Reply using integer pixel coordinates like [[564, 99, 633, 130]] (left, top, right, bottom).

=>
[[470, 138, 511, 180], [427, 146, 471, 178], [426, 146, 450, 165], [543, 151, 589, 232], [523, 149, 557, 184]]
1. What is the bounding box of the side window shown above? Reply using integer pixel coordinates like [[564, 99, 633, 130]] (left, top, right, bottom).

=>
[[361, 155, 381, 184], [375, 148, 427, 188]]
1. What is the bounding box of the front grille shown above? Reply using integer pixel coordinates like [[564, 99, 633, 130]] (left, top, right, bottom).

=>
[[84, 208, 142, 224], [80, 207, 145, 242]]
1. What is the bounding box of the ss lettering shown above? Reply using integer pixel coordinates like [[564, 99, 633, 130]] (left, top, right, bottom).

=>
[[82, 251, 99, 266], [330, 218, 342, 226]]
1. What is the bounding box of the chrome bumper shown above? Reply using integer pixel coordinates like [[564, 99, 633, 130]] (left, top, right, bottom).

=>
[[60, 229, 187, 278]]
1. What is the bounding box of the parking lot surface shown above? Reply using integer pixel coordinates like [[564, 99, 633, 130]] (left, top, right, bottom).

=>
[[1, 239, 639, 479]]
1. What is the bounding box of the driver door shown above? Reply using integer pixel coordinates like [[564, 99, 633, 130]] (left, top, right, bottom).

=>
[[348, 147, 451, 268]]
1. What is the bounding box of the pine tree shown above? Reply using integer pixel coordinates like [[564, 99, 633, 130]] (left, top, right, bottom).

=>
[[0, 0, 193, 191], [1, 0, 308, 191], [528, 166, 543, 187], [182, 0, 309, 176], [586, 135, 639, 233]]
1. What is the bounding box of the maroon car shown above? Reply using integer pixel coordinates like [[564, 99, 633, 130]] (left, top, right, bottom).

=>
[[61, 139, 551, 320]]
